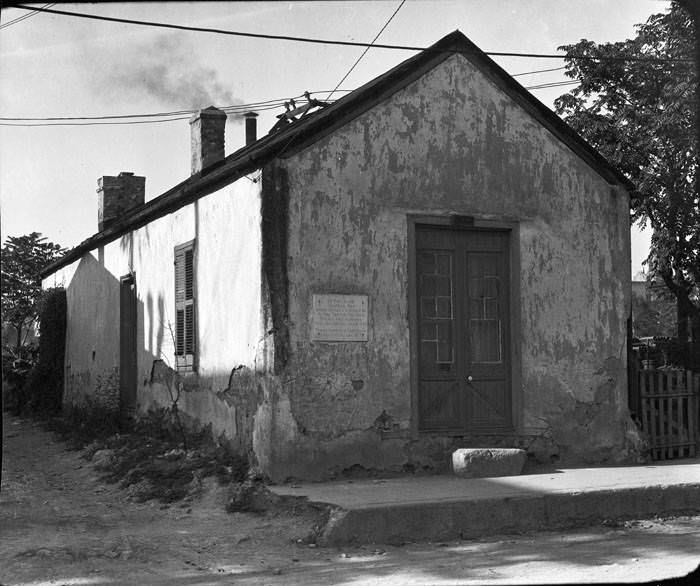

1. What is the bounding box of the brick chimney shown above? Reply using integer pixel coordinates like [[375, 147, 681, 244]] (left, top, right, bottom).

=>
[[190, 106, 227, 175], [244, 111, 258, 145], [97, 172, 145, 232]]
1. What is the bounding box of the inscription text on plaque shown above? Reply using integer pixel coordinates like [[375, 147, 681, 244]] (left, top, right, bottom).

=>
[[311, 294, 368, 342]]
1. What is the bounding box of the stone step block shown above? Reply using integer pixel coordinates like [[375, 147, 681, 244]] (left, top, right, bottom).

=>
[[452, 448, 527, 478]]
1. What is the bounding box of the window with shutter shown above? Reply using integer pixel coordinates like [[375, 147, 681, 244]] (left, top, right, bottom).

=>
[[174, 241, 196, 371]]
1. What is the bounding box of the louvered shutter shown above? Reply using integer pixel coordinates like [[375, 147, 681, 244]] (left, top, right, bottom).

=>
[[174, 242, 195, 371]]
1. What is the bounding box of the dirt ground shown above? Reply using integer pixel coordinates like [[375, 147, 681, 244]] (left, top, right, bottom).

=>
[[1, 413, 699, 586]]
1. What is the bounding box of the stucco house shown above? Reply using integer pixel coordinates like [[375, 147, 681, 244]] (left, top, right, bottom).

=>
[[41, 31, 643, 481]]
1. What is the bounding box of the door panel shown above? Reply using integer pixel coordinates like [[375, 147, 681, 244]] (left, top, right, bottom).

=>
[[417, 248, 456, 378], [419, 381, 463, 430], [416, 226, 511, 432], [416, 231, 461, 430], [467, 380, 509, 426]]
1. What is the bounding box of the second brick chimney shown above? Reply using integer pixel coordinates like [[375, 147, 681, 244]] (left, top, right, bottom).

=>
[[190, 106, 227, 175], [97, 172, 145, 232]]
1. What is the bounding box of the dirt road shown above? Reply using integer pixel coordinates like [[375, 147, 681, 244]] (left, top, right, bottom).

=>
[[1, 413, 699, 585]]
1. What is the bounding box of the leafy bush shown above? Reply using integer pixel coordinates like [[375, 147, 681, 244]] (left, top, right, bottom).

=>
[[2, 343, 38, 413], [656, 338, 700, 371], [22, 288, 66, 413], [633, 337, 700, 371], [48, 406, 249, 504], [46, 401, 121, 449]]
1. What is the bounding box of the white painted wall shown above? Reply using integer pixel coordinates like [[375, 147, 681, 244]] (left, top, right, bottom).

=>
[[44, 176, 263, 422]]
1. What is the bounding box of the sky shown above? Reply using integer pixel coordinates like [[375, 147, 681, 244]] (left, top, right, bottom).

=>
[[0, 1, 672, 277]]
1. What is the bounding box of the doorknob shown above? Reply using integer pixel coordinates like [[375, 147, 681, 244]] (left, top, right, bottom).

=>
[[466, 375, 473, 382]]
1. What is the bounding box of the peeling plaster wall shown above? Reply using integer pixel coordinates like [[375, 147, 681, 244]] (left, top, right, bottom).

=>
[[260, 53, 640, 480], [44, 177, 264, 446]]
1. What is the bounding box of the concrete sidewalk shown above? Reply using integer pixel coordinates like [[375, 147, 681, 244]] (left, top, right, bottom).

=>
[[269, 459, 700, 545]]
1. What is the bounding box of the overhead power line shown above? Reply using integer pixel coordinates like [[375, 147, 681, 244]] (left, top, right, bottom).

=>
[[270, 0, 407, 170], [0, 69, 576, 123], [0, 79, 581, 128], [522, 80, 579, 90], [512, 66, 567, 77], [0, 109, 191, 122], [1, 101, 297, 121], [0, 3, 54, 30], [0, 117, 193, 127], [0, 93, 346, 126], [9, 4, 694, 63], [0, 91, 350, 122], [326, 0, 406, 101]]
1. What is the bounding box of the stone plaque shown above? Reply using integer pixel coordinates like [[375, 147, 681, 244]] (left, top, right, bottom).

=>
[[311, 294, 368, 342]]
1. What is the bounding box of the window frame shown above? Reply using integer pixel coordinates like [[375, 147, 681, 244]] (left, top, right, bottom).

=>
[[174, 239, 197, 373]]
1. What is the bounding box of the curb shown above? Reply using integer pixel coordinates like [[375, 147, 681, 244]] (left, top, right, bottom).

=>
[[317, 483, 700, 546]]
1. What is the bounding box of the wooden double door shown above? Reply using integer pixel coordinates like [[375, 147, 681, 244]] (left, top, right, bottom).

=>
[[415, 226, 512, 432]]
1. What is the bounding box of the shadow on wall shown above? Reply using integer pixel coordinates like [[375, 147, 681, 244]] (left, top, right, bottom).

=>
[[65, 245, 265, 461], [65, 252, 123, 411], [63, 249, 178, 417]]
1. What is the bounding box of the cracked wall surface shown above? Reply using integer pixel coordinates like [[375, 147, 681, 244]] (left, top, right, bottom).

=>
[[261, 52, 642, 480]]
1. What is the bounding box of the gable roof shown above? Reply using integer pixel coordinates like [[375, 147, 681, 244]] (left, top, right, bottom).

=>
[[41, 30, 633, 278]]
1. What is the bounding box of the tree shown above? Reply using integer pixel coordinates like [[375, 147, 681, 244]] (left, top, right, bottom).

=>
[[631, 290, 676, 338], [554, 2, 698, 342], [1, 233, 64, 356]]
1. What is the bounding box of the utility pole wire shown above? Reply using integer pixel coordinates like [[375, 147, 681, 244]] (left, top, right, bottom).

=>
[[512, 66, 567, 77], [8, 4, 694, 63], [0, 61, 580, 123], [326, 0, 406, 101], [0, 117, 193, 127], [0, 81, 581, 127], [523, 80, 579, 90], [0, 66, 576, 122], [0, 3, 54, 29], [0, 92, 349, 122]]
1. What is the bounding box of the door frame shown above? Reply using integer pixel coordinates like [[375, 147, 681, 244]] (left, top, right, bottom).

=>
[[407, 215, 522, 437], [119, 272, 138, 420]]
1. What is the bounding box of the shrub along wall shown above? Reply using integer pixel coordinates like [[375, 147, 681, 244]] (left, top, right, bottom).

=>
[[24, 287, 66, 413]]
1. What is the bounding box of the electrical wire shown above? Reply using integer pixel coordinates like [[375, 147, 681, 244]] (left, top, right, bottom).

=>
[[0, 102, 280, 121], [523, 80, 580, 90], [0, 117, 193, 127], [279, 0, 407, 165], [0, 92, 347, 122], [0, 3, 54, 30], [512, 66, 567, 77], [0, 79, 581, 127], [0, 109, 192, 122], [8, 4, 694, 63], [326, 0, 405, 101]]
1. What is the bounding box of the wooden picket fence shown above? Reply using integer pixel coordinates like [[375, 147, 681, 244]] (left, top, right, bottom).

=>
[[637, 369, 700, 460]]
